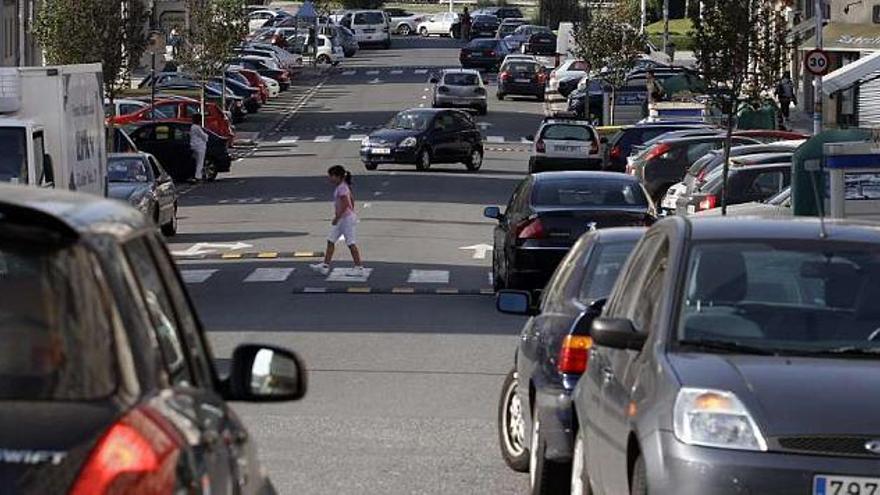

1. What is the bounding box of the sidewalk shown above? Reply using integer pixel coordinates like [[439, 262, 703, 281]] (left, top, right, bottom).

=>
[[786, 109, 814, 135]]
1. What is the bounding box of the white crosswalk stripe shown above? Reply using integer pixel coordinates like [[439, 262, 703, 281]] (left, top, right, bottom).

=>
[[486, 136, 505, 143], [407, 270, 450, 284], [366, 70, 380, 75], [390, 69, 403, 74], [244, 268, 295, 283], [314, 135, 334, 142], [327, 267, 373, 283], [342, 70, 356, 76], [181, 269, 217, 284], [348, 134, 367, 141], [278, 136, 299, 144], [414, 69, 428, 74]]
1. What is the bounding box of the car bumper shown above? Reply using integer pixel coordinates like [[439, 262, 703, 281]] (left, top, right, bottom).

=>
[[534, 382, 576, 462], [434, 95, 486, 107], [643, 430, 880, 495], [529, 156, 602, 172], [460, 57, 499, 68], [511, 246, 569, 289], [360, 146, 418, 164], [499, 82, 544, 96]]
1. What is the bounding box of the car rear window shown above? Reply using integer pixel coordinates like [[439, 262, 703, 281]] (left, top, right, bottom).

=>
[[354, 12, 385, 25], [444, 73, 480, 86], [505, 62, 538, 73], [0, 241, 116, 400], [474, 15, 497, 22], [108, 157, 149, 183], [469, 39, 497, 49], [541, 124, 594, 142], [533, 179, 648, 207]]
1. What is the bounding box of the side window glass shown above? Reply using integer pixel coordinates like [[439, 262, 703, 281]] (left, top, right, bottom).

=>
[[628, 239, 669, 333], [607, 234, 664, 317], [506, 179, 527, 214], [123, 237, 193, 385], [751, 171, 784, 196], [148, 157, 162, 178]]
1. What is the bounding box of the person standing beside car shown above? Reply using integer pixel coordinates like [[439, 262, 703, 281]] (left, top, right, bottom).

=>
[[189, 114, 209, 182], [460, 7, 471, 41]]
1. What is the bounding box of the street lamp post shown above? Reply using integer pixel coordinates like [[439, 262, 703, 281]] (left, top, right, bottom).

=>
[[663, 0, 670, 54], [813, 0, 824, 135]]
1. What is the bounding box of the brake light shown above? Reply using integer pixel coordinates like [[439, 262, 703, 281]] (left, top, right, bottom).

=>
[[489, 51, 496, 56], [70, 407, 183, 495], [500, 71, 511, 81], [698, 194, 718, 211], [535, 139, 546, 153], [610, 145, 621, 160], [557, 335, 593, 374], [516, 217, 546, 239], [537, 72, 547, 83], [643, 143, 671, 162]]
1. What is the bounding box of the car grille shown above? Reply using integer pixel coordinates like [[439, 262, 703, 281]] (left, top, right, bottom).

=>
[[775, 436, 880, 458]]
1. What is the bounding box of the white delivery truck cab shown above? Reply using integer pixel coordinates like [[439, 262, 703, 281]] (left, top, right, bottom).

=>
[[0, 64, 107, 196]]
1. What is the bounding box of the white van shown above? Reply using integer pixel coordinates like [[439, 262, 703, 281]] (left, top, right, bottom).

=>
[[340, 10, 391, 49]]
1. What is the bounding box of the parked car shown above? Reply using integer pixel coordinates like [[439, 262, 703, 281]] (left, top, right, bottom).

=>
[[696, 185, 792, 217], [108, 152, 178, 236], [572, 215, 880, 495], [527, 118, 602, 173], [497, 18, 528, 39], [459, 38, 510, 71], [474, 5, 524, 20], [681, 162, 792, 214], [547, 60, 588, 95], [361, 108, 483, 172], [385, 8, 425, 36], [495, 227, 644, 494], [138, 73, 247, 121], [339, 10, 392, 48], [497, 58, 547, 101], [485, 171, 655, 291], [430, 69, 488, 115], [233, 68, 270, 103], [337, 25, 360, 57], [104, 98, 149, 118], [227, 58, 290, 90], [418, 12, 459, 37], [628, 135, 761, 201], [110, 98, 235, 143], [0, 183, 306, 495], [470, 14, 500, 39], [522, 31, 557, 57], [503, 24, 552, 50], [248, 9, 281, 33], [212, 76, 261, 114], [127, 121, 232, 182], [245, 42, 305, 73]]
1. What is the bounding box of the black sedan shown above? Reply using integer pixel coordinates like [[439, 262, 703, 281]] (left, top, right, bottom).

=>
[[460, 38, 510, 70], [486, 171, 655, 292], [470, 14, 500, 39], [108, 152, 179, 236], [498, 59, 547, 101], [127, 121, 232, 182], [495, 227, 643, 495], [361, 108, 484, 172], [0, 184, 306, 495]]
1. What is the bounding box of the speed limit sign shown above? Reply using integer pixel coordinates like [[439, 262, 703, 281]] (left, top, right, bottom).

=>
[[805, 49, 831, 76]]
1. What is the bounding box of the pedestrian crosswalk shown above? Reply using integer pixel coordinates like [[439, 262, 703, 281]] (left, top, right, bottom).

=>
[[263, 134, 532, 146], [336, 67, 456, 78]]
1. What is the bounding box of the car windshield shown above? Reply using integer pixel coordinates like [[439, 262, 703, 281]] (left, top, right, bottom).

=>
[[533, 179, 648, 207], [444, 73, 479, 86], [108, 157, 149, 183], [677, 241, 880, 356], [474, 15, 497, 22], [541, 124, 593, 142], [0, 241, 116, 400], [580, 241, 638, 302], [389, 111, 431, 131], [0, 128, 27, 184]]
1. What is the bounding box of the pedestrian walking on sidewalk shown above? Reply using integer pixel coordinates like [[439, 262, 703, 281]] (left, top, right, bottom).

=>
[[460, 7, 471, 41], [776, 73, 797, 123], [189, 114, 209, 183], [310, 165, 365, 276]]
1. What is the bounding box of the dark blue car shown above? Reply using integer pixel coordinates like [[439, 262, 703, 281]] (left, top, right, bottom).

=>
[[495, 227, 644, 495]]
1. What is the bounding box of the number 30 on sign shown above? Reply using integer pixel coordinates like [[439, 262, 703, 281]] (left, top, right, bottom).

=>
[[805, 49, 831, 76]]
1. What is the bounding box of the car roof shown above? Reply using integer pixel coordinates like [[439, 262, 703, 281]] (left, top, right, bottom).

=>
[[441, 68, 481, 75], [593, 227, 647, 244], [680, 216, 880, 244], [541, 119, 593, 127], [108, 152, 150, 160], [0, 184, 149, 240], [532, 171, 639, 182], [730, 152, 793, 163]]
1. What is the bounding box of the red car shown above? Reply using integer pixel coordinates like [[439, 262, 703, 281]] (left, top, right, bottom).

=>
[[235, 68, 269, 103], [111, 98, 234, 141]]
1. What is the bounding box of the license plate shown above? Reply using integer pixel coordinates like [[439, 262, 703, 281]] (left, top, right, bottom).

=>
[[687, 205, 695, 214], [372, 148, 391, 155], [554, 145, 580, 153], [515, 78, 531, 83], [814, 475, 880, 495]]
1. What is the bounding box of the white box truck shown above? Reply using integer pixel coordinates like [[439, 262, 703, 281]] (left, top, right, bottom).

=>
[[0, 64, 107, 196]]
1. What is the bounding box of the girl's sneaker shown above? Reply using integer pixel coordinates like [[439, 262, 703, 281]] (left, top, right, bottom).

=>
[[310, 263, 330, 275], [351, 265, 366, 276]]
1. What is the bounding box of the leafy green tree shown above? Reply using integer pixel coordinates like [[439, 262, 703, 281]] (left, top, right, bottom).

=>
[[34, 0, 149, 105]]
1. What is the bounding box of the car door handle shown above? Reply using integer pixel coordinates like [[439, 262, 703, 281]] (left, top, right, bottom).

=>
[[601, 367, 615, 382]]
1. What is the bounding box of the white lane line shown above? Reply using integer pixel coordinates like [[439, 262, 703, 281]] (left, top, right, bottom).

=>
[[181, 269, 217, 284], [414, 69, 428, 74], [303, 287, 327, 293], [244, 268, 295, 283], [348, 134, 367, 141], [342, 70, 356, 76], [366, 70, 379, 75], [278, 136, 300, 144], [486, 136, 505, 143], [390, 69, 403, 74], [488, 272, 494, 285], [326, 267, 373, 283], [407, 270, 450, 284], [314, 135, 334, 142]]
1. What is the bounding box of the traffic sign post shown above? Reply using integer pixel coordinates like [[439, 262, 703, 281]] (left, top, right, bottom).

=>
[[805, 49, 830, 76]]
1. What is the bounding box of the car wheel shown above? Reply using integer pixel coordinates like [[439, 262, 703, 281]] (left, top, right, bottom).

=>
[[420, 27, 429, 37], [498, 369, 529, 472], [363, 161, 378, 171], [497, 92, 505, 101], [630, 454, 648, 495], [571, 429, 593, 495], [465, 147, 483, 171], [204, 159, 218, 181], [161, 203, 178, 237], [529, 415, 571, 495], [317, 54, 331, 65], [398, 24, 412, 36], [416, 149, 431, 171]]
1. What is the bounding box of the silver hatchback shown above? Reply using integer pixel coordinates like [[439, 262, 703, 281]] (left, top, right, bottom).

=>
[[430, 69, 488, 116]]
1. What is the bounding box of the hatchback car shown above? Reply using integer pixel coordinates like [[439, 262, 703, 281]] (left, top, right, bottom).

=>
[[497, 18, 528, 38], [485, 172, 655, 291], [339, 10, 391, 48], [361, 108, 484, 172], [498, 59, 547, 101], [430, 69, 488, 115], [107, 152, 179, 236], [572, 216, 880, 495], [605, 123, 714, 172], [459, 38, 510, 71], [527, 118, 602, 173], [470, 14, 500, 39], [110, 98, 234, 143], [127, 121, 232, 182], [682, 162, 792, 214], [495, 228, 644, 495], [503, 24, 552, 51], [0, 184, 306, 494]]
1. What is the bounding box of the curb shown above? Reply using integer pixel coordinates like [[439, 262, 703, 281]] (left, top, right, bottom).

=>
[[174, 251, 324, 261]]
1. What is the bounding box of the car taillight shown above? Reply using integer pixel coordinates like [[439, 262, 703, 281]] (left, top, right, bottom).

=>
[[537, 72, 547, 83], [535, 139, 546, 153], [698, 194, 718, 211], [643, 143, 671, 162], [500, 71, 511, 81], [557, 335, 593, 374], [489, 51, 496, 56], [610, 145, 621, 160], [516, 217, 546, 239], [70, 406, 183, 495]]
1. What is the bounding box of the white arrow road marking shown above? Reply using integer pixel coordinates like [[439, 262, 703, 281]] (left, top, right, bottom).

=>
[[314, 135, 334, 142], [459, 243, 494, 260], [278, 136, 299, 144], [486, 136, 505, 143], [327, 267, 373, 283], [244, 268, 295, 283], [337, 121, 357, 130], [348, 134, 367, 141], [415, 69, 428, 74], [368, 78, 383, 84], [181, 269, 217, 284], [172, 242, 252, 257], [407, 270, 450, 284], [366, 70, 379, 75]]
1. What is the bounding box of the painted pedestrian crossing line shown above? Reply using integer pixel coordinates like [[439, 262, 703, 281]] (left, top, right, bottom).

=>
[[244, 267, 295, 283], [264, 134, 532, 145]]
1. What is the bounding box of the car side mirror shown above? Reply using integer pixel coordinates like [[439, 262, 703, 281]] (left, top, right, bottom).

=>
[[591, 318, 647, 351], [223, 344, 307, 401], [572, 299, 606, 333], [483, 206, 502, 220], [496, 290, 537, 316]]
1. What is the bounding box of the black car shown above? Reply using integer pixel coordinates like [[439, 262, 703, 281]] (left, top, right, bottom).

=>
[[0, 184, 306, 495], [497, 59, 547, 101], [497, 18, 528, 38], [683, 162, 792, 214], [361, 108, 484, 172], [523, 31, 557, 56], [485, 171, 655, 291], [470, 14, 500, 39], [475, 6, 524, 20], [460, 38, 510, 70], [214, 76, 261, 114], [227, 58, 290, 90], [127, 121, 232, 182], [108, 152, 179, 236], [604, 122, 715, 172], [495, 228, 644, 495]]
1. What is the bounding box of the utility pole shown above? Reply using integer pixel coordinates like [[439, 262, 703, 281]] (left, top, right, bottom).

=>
[[17, 0, 27, 65], [640, 0, 647, 32], [813, 0, 823, 134], [662, 0, 670, 54]]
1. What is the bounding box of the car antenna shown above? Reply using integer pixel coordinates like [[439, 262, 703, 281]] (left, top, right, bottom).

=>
[[808, 167, 828, 239]]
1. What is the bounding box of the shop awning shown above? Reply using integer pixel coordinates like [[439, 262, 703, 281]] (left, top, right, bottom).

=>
[[800, 22, 880, 52], [822, 50, 880, 94]]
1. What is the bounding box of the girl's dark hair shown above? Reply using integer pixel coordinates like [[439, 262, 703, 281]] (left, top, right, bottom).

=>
[[328, 165, 352, 185]]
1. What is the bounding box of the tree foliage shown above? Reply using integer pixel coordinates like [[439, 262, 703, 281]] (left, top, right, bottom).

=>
[[340, 0, 384, 8], [34, 0, 149, 100], [179, 0, 248, 82]]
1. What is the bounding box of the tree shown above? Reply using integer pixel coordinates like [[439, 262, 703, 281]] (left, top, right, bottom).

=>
[[340, 0, 383, 8], [34, 0, 149, 105]]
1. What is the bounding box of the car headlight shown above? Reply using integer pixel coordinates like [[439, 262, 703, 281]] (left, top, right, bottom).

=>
[[673, 388, 767, 451], [400, 136, 417, 148], [361, 136, 371, 147]]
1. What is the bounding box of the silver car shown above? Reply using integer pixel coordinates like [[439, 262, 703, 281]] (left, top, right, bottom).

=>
[[429, 69, 488, 116], [107, 152, 178, 236]]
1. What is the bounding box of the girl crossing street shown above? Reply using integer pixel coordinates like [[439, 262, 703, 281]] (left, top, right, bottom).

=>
[[310, 165, 365, 276]]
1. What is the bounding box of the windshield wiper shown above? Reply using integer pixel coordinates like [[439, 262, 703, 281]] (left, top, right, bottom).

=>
[[678, 339, 778, 355], [796, 346, 880, 357]]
